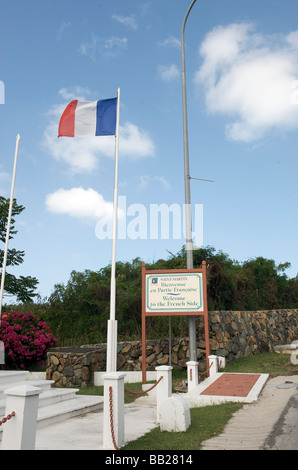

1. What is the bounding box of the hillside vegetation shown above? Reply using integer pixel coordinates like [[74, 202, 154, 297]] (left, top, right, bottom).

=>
[[5, 246, 298, 346]]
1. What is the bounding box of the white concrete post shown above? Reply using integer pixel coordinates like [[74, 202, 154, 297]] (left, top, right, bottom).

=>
[[159, 396, 191, 432], [208, 355, 218, 376], [2, 384, 41, 450], [186, 361, 199, 391], [218, 356, 226, 369], [155, 365, 173, 423], [103, 372, 125, 450]]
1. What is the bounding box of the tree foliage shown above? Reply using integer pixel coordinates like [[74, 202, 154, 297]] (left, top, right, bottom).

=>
[[11, 245, 296, 346], [0, 196, 39, 302]]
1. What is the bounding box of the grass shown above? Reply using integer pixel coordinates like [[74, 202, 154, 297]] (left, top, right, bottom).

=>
[[79, 351, 298, 450], [76, 371, 244, 450], [223, 351, 298, 377], [122, 351, 298, 450], [76, 351, 298, 450], [123, 402, 244, 450]]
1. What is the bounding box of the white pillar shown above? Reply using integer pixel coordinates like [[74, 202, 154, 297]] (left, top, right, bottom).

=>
[[208, 355, 218, 376], [2, 384, 41, 450], [186, 361, 199, 391], [103, 372, 125, 450], [218, 356, 226, 369], [106, 319, 118, 372], [155, 365, 173, 423]]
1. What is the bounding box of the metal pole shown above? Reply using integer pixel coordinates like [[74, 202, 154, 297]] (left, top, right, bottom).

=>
[[106, 89, 120, 372], [181, 0, 197, 361], [0, 134, 20, 321]]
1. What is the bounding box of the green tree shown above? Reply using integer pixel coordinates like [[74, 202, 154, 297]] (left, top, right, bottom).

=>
[[0, 196, 38, 302], [32, 245, 298, 346], [239, 257, 297, 309]]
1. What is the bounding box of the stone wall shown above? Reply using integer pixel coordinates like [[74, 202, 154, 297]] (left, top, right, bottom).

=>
[[46, 309, 298, 387]]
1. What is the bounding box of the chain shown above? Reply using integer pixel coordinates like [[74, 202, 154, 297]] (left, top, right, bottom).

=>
[[108, 376, 164, 449], [124, 375, 163, 395], [109, 386, 119, 451], [0, 411, 15, 426], [198, 361, 213, 376]]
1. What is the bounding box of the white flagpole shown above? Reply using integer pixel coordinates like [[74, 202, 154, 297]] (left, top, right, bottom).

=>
[[0, 134, 20, 322], [106, 89, 120, 372]]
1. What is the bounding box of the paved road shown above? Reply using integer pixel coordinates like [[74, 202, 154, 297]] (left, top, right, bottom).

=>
[[201, 375, 298, 450], [264, 390, 298, 450]]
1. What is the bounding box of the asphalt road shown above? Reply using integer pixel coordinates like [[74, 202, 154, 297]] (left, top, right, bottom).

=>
[[264, 390, 298, 450]]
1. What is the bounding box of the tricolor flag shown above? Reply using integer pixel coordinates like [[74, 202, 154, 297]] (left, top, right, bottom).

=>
[[57, 88, 120, 373], [58, 97, 117, 138]]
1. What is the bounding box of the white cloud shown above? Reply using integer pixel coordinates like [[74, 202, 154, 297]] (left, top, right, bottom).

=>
[[137, 175, 150, 191], [43, 90, 156, 174], [158, 64, 180, 82], [102, 37, 128, 55], [158, 35, 181, 49], [154, 176, 171, 190], [58, 86, 92, 101], [0, 170, 10, 195], [56, 21, 71, 41], [112, 14, 137, 30], [119, 122, 156, 159], [137, 175, 171, 191], [78, 34, 127, 60], [195, 23, 298, 142], [43, 120, 113, 173], [45, 187, 122, 223], [0, 170, 10, 182]]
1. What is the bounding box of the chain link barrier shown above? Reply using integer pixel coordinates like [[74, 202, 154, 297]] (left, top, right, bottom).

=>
[[0, 411, 15, 426]]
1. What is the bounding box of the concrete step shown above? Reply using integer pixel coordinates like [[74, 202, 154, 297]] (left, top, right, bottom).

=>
[[0, 386, 79, 414], [0, 379, 54, 399], [37, 388, 80, 408], [0, 370, 104, 439], [0, 392, 103, 439], [35, 395, 104, 429], [0, 371, 28, 385]]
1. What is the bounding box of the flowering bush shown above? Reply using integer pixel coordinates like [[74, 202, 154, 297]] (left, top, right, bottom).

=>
[[0, 311, 57, 369]]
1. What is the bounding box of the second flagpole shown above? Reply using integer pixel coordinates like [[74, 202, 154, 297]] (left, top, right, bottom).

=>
[[106, 88, 120, 372], [0, 134, 20, 322]]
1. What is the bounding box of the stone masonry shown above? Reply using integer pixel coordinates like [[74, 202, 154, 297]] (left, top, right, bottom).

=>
[[46, 309, 298, 387]]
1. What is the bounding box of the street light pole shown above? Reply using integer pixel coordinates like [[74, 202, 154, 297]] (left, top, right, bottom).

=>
[[181, 0, 197, 362]]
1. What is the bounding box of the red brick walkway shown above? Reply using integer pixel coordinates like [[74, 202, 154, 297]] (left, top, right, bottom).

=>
[[201, 373, 261, 397]]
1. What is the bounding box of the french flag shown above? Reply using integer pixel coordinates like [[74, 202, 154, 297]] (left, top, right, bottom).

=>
[[58, 97, 117, 137]]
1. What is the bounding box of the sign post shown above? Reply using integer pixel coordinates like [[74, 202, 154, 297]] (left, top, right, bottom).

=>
[[142, 261, 210, 384]]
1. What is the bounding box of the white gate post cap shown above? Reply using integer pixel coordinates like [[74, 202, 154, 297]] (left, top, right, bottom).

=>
[[102, 372, 126, 381], [5, 385, 42, 397]]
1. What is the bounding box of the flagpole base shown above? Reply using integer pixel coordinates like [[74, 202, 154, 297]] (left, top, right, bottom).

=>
[[106, 319, 118, 372]]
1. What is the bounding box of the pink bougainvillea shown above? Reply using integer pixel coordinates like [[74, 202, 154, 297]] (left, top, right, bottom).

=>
[[0, 311, 57, 369]]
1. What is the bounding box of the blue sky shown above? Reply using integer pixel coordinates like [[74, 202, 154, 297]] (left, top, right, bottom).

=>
[[0, 0, 298, 301]]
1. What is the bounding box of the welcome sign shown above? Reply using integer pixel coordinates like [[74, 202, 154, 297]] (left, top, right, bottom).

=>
[[145, 272, 203, 313], [141, 262, 210, 384]]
